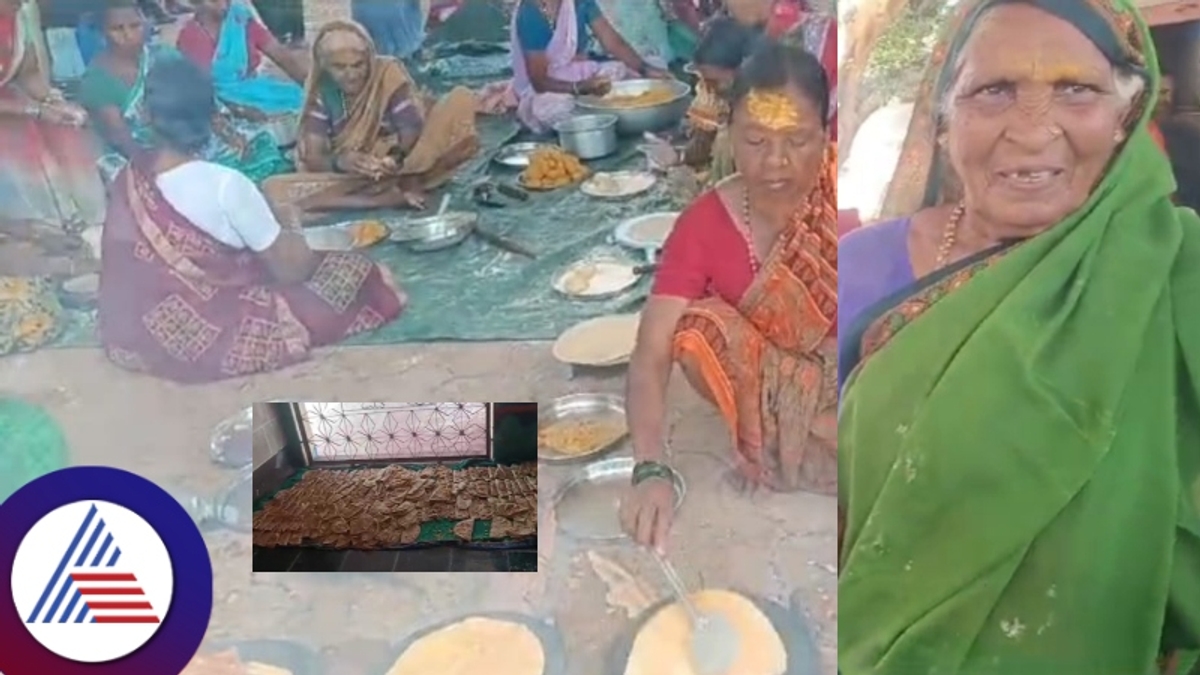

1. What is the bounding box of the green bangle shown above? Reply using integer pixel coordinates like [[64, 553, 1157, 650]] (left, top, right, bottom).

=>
[[632, 460, 674, 486]]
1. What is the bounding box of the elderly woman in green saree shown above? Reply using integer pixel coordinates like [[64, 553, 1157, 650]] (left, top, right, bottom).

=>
[[79, 0, 290, 183], [836, 0, 1200, 673]]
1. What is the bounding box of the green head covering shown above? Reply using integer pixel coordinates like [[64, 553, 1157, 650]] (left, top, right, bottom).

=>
[[839, 0, 1200, 672]]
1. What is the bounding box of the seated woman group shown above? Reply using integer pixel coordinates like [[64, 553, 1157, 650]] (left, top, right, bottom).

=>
[[262, 20, 480, 217], [81, 0, 290, 183], [97, 57, 406, 384], [621, 41, 837, 549]]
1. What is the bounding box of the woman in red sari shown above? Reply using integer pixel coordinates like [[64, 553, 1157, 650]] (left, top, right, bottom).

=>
[[0, 0, 105, 231], [620, 41, 836, 551], [98, 57, 406, 384]]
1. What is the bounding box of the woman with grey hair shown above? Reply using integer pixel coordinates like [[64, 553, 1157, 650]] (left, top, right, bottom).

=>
[[262, 20, 479, 218], [837, 0, 1200, 672]]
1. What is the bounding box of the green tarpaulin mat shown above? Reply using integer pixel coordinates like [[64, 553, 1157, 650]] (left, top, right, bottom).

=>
[[50, 42, 687, 348], [254, 460, 535, 548]]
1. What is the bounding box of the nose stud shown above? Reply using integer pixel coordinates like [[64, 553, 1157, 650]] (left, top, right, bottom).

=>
[[1048, 126, 1064, 138]]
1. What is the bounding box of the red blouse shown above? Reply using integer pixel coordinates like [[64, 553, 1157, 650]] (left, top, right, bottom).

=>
[[176, 17, 273, 74], [651, 190, 757, 304]]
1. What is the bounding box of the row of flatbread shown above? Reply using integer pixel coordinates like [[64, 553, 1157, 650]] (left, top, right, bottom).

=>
[[384, 590, 786, 675], [253, 464, 538, 549]]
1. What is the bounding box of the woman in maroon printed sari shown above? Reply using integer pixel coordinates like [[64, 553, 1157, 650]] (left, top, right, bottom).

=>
[[98, 57, 406, 384]]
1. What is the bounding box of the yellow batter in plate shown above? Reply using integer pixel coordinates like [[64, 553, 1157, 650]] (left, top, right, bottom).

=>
[[387, 617, 546, 675], [624, 590, 787, 675]]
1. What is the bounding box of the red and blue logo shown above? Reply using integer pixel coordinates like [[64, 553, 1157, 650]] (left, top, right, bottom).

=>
[[0, 467, 213, 674]]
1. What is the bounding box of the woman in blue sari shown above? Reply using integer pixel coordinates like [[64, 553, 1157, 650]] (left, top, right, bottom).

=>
[[79, 1, 290, 183], [177, 0, 307, 121]]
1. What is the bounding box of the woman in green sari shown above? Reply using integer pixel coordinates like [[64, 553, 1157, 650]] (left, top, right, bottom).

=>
[[79, 0, 290, 184], [837, 0, 1200, 673]]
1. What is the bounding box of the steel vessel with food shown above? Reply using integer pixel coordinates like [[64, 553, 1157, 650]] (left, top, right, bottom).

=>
[[575, 79, 692, 135]]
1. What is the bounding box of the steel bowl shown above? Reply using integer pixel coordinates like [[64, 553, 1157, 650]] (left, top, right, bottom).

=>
[[393, 211, 479, 252], [575, 79, 692, 136], [553, 113, 619, 160]]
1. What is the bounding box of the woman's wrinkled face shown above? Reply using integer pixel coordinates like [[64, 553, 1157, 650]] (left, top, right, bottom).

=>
[[944, 4, 1130, 234], [729, 85, 826, 197], [322, 46, 372, 96], [104, 7, 146, 56]]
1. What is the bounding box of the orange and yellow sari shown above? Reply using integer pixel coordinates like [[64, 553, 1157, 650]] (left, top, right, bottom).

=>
[[672, 147, 838, 493]]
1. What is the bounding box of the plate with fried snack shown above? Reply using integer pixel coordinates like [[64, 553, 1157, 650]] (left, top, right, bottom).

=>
[[519, 147, 590, 191]]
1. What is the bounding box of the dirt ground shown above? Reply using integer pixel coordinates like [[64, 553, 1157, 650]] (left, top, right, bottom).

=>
[[2, 342, 836, 674]]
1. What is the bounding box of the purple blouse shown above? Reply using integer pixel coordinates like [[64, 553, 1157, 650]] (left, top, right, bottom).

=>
[[837, 217, 915, 391]]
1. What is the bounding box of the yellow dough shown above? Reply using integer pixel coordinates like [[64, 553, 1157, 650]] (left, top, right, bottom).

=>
[[387, 617, 545, 675], [623, 590, 786, 675]]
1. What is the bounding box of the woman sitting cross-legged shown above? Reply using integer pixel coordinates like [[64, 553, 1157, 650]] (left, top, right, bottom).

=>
[[80, 0, 290, 184], [98, 57, 407, 384], [262, 20, 480, 217], [620, 41, 837, 552]]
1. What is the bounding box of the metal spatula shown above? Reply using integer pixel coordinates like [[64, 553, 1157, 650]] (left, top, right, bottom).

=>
[[651, 551, 740, 674]]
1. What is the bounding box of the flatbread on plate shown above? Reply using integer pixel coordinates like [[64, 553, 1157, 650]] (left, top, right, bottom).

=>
[[552, 313, 641, 366], [387, 617, 545, 675], [623, 589, 786, 675]]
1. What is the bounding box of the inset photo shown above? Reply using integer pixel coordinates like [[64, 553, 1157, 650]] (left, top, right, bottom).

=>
[[251, 402, 538, 573]]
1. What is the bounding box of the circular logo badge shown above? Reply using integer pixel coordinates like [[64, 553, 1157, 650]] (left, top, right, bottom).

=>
[[0, 467, 213, 675]]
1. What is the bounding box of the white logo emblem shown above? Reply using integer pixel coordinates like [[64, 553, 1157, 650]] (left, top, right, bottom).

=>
[[10, 501, 175, 663]]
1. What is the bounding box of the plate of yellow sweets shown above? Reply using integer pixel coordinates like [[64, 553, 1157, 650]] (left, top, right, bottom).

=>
[[519, 147, 590, 191]]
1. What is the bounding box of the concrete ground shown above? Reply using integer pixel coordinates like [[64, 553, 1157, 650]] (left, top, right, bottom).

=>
[[2, 342, 836, 674]]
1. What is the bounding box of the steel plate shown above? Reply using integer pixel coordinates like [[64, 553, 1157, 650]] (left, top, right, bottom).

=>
[[551, 456, 685, 541], [538, 393, 628, 463], [493, 141, 555, 169]]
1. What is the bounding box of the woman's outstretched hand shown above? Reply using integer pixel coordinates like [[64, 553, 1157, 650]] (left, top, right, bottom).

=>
[[620, 479, 676, 554]]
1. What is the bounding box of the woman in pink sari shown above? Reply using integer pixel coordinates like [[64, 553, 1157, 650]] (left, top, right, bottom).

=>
[[511, 0, 672, 133], [99, 57, 406, 384]]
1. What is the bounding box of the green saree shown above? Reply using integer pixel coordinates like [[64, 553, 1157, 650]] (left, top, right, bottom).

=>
[[838, 0, 1200, 673], [79, 46, 291, 184]]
